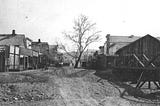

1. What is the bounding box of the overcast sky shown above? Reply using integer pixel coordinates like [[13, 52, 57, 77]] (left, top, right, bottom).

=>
[[0, 0, 160, 49]]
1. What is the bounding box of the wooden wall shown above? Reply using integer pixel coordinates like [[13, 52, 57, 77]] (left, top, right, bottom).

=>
[[116, 35, 160, 57]]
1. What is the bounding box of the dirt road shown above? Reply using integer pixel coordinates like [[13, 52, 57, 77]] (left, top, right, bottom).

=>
[[0, 67, 159, 106]]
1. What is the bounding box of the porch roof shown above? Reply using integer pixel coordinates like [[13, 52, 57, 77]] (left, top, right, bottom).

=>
[[20, 48, 38, 57]]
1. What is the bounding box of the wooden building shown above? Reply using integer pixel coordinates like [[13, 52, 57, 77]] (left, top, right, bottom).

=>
[[115, 34, 160, 67], [31, 39, 49, 68], [0, 45, 9, 72], [104, 34, 140, 55], [0, 30, 39, 71], [0, 45, 20, 72], [113, 35, 160, 84]]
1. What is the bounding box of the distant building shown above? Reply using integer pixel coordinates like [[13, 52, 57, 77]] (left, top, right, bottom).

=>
[[48, 45, 63, 63], [104, 34, 140, 55], [81, 49, 97, 61], [31, 39, 50, 68], [62, 52, 76, 66], [98, 46, 104, 54], [80, 49, 97, 67], [32, 39, 49, 55]]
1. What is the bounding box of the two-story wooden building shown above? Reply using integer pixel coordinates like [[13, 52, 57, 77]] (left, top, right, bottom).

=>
[[0, 30, 39, 71], [31, 39, 49, 68]]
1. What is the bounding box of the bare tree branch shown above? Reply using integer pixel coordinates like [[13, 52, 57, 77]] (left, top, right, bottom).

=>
[[63, 32, 78, 43], [60, 43, 78, 58], [62, 14, 101, 68]]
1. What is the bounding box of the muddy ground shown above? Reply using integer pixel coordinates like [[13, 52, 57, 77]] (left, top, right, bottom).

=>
[[0, 67, 159, 106]]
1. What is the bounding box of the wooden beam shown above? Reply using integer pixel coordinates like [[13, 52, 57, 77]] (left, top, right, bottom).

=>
[[136, 81, 141, 88], [136, 71, 145, 88], [158, 82, 160, 86], [146, 53, 160, 67], [153, 81, 160, 89], [143, 54, 155, 67], [139, 81, 146, 88], [133, 54, 145, 67]]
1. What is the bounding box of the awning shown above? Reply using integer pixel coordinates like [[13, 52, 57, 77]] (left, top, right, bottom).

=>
[[20, 47, 33, 56]]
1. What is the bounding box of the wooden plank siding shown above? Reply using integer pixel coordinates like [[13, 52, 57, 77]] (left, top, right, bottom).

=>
[[111, 35, 160, 82]]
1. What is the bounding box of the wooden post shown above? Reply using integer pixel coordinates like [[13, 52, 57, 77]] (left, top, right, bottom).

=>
[[133, 54, 146, 88], [23, 56, 25, 70], [148, 81, 151, 89], [106, 34, 110, 55]]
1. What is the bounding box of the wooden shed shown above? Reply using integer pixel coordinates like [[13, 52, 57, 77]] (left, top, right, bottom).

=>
[[115, 34, 160, 67], [112, 35, 160, 87]]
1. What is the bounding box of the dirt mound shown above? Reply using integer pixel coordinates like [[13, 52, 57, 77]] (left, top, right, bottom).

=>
[[0, 82, 59, 103]]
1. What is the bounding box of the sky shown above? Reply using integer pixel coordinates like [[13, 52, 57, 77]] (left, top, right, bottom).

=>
[[0, 0, 160, 49]]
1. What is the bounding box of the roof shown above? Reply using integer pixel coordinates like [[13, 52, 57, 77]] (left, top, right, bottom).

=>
[[156, 37, 160, 41], [20, 47, 33, 56], [0, 34, 26, 47], [49, 45, 58, 49], [32, 41, 48, 45], [109, 35, 140, 43], [26, 37, 33, 42]]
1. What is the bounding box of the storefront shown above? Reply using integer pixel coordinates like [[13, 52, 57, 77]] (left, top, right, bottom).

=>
[[19, 47, 38, 70], [0, 45, 20, 72], [0, 45, 39, 72], [8, 45, 20, 71]]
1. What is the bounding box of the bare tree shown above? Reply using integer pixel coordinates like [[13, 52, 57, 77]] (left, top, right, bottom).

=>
[[61, 15, 101, 68]]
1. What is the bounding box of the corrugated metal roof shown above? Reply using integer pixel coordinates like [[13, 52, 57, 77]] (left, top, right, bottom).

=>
[[109, 36, 140, 43]]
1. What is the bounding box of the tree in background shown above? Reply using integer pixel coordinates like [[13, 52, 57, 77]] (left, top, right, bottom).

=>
[[61, 15, 101, 68]]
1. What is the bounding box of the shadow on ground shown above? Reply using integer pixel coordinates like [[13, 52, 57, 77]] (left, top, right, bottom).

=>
[[95, 69, 160, 104]]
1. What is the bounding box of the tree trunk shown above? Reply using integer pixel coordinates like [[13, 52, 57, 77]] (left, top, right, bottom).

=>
[[74, 60, 79, 68], [74, 52, 82, 68]]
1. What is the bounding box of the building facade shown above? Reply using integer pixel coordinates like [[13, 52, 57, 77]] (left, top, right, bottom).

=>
[[103, 34, 140, 55], [0, 30, 39, 71]]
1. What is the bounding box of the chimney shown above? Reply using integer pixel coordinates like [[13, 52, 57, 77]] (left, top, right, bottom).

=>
[[12, 30, 16, 35], [106, 34, 110, 41], [106, 34, 110, 55], [38, 39, 41, 43], [129, 35, 134, 38]]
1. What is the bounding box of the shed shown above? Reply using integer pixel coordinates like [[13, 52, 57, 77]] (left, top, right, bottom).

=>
[[116, 34, 160, 57], [113, 35, 160, 83]]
